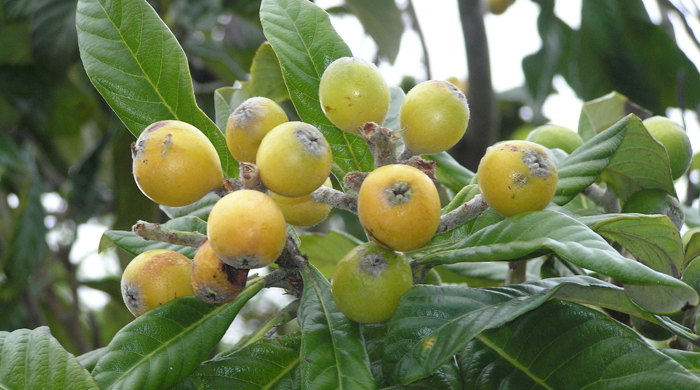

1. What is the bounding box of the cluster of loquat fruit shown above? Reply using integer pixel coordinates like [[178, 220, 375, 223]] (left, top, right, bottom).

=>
[[119, 55, 692, 325]]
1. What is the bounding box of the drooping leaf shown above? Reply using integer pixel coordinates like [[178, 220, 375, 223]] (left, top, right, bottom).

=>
[[458, 301, 700, 389], [581, 213, 683, 277], [554, 114, 674, 205], [77, 347, 108, 372], [299, 230, 362, 278], [298, 263, 377, 389], [91, 279, 264, 390], [260, 0, 374, 177], [661, 349, 700, 376], [75, 0, 237, 175], [383, 276, 658, 384], [344, 0, 403, 63], [415, 210, 698, 313], [0, 327, 98, 389], [171, 335, 301, 389], [246, 42, 289, 102], [98, 216, 207, 258], [382, 86, 404, 132]]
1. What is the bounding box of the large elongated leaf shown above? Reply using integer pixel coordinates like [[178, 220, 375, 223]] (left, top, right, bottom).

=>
[[76, 0, 237, 175], [415, 210, 698, 313], [383, 276, 655, 384], [425, 152, 475, 193], [459, 301, 700, 389], [98, 215, 207, 258], [0, 327, 98, 389], [298, 264, 376, 389], [247, 42, 289, 103], [299, 230, 361, 278], [260, 0, 373, 177], [91, 280, 264, 390], [344, 0, 403, 63], [555, 114, 674, 205], [582, 213, 683, 277], [172, 335, 301, 389]]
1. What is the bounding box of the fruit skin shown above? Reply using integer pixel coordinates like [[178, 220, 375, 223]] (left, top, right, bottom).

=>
[[525, 124, 583, 154], [358, 164, 441, 252], [477, 140, 558, 217], [643, 116, 692, 180], [400, 80, 469, 155], [225, 97, 288, 163], [269, 177, 333, 226], [132, 120, 224, 207], [487, 0, 514, 14], [622, 189, 684, 229], [191, 240, 249, 304], [331, 242, 413, 323], [121, 249, 195, 317], [256, 121, 332, 197], [208, 190, 287, 269], [319, 57, 390, 134]]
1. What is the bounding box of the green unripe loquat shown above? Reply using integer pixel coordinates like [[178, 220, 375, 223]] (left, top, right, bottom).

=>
[[256, 121, 332, 197], [643, 116, 692, 180], [319, 57, 390, 134], [358, 164, 441, 252], [207, 190, 287, 269], [525, 124, 583, 154], [132, 120, 224, 207], [477, 140, 558, 217], [622, 189, 684, 229], [225, 97, 288, 163], [120, 249, 194, 317], [331, 242, 413, 323], [400, 80, 470, 154]]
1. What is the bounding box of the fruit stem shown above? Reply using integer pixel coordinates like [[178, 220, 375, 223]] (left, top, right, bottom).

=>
[[343, 171, 369, 192], [132, 220, 206, 247], [583, 183, 621, 213], [505, 260, 527, 285], [311, 185, 358, 213], [437, 194, 488, 233], [239, 162, 265, 191], [359, 122, 399, 167]]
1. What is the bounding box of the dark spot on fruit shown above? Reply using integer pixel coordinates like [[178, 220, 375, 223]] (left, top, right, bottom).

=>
[[360, 254, 387, 277], [386, 181, 412, 205], [146, 121, 168, 132]]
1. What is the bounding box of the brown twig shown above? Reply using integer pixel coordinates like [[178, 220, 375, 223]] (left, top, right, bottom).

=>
[[132, 220, 206, 247]]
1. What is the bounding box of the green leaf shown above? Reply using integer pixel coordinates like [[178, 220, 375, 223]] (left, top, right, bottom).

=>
[[91, 278, 264, 390], [214, 84, 246, 133], [172, 335, 300, 389], [382, 86, 404, 131], [246, 42, 289, 102], [576, 91, 649, 140], [260, 0, 374, 177], [75, 0, 237, 176], [160, 192, 220, 220], [99, 216, 207, 258], [31, 0, 78, 72], [0, 327, 98, 389], [581, 213, 683, 277], [298, 264, 377, 389], [661, 349, 700, 376], [0, 22, 32, 65], [424, 152, 475, 193], [459, 301, 700, 389], [555, 114, 675, 205], [299, 230, 362, 278], [344, 0, 403, 63], [77, 347, 108, 372], [383, 276, 652, 384], [415, 210, 698, 313]]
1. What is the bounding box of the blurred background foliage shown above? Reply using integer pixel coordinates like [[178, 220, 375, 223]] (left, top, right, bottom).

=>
[[0, 0, 698, 354]]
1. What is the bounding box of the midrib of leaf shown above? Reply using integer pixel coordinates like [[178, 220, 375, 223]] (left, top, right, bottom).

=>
[[103, 280, 263, 387], [261, 355, 300, 390], [305, 271, 347, 389], [475, 335, 554, 390], [270, 4, 363, 173], [93, 0, 177, 119]]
